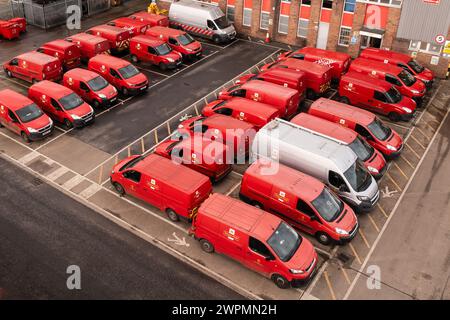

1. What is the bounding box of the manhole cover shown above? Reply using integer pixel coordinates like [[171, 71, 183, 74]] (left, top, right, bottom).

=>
[[32, 178, 43, 187]]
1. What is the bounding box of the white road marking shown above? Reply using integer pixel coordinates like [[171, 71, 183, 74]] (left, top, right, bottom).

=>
[[18, 151, 39, 164], [79, 183, 102, 199], [46, 166, 69, 181], [62, 174, 84, 190]]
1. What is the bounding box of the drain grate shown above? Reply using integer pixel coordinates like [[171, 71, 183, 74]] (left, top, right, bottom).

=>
[[336, 252, 354, 268], [31, 178, 43, 187]]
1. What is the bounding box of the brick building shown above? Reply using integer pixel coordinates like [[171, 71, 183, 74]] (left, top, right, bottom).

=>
[[157, 0, 450, 77]]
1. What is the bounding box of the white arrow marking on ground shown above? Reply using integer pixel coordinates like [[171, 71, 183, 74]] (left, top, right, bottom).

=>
[[168, 232, 190, 247], [381, 186, 398, 198]]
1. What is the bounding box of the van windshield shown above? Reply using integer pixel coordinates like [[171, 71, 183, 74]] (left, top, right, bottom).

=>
[[16, 103, 44, 123], [214, 16, 231, 29], [120, 156, 144, 171], [88, 76, 109, 91], [118, 64, 140, 79], [177, 33, 194, 46], [59, 93, 84, 111], [386, 87, 402, 103], [311, 187, 344, 222], [407, 60, 424, 74], [367, 118, 391, 141], [348, 136, 373, 162], [343, 160, 371, 192], [155, 43, 172, 55], [267, 222, 301, 262], [398, 70, 416, 87]]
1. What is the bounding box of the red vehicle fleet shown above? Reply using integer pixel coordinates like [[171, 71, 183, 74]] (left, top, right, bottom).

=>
[[37, 40, 81, 71], [85, 25, 132, 54], [129, 35, 182, 70], [65, 33, 111, 61]]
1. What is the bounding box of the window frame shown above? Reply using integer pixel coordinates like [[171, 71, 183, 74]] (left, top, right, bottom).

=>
[[338, 26, 352, 47]]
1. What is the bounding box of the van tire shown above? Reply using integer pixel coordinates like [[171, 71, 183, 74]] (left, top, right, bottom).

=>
[[6, 70, 12, 78], [113, 182, 125, 196], [200, 239, 214, 253], [316, 232, 332, 246], [251, 201, 263, 210], [130, 54, 139, 63], [21, 132, 30, 143], [93, 100, 100, 109], [122, 87, 129, 96], [63, 118, 73, 129], [306, 89, 316, 100], [272, 274, 290, 289], [166, 209, 179, 222], [339, 96, 350, 104], [388, 112, 401, 122]]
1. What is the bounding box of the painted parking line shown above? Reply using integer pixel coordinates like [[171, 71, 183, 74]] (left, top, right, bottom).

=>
[[0, 76, 30, 90], [367, 214, 380, 233], [392, 161, 409, 180], [348, 243, 362, 265], [399, 153, 415, 169], [323, 271, 337, 300], [409, 134, 426, 149], [135, 65, 171, 78], [358, 229, 371, 249], [386, 172, 403, 192], [377, 203, 389, 219], [404, 143, 422, 159]]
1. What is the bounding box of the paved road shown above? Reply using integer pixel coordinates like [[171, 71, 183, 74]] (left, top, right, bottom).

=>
[[347, 110, 450, 300], [0, 157, 244, 299]]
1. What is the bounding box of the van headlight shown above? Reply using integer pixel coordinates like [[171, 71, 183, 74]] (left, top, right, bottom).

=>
[[402, 107, 412, 113], [368, 166, 379, 173], [289, 268, 304, 274], [357, 196, 370, 202], [387, 144, 397, 151], [411, 89, 420, 94], [71, 114, 81, 120], [335, 228, 349, 235], [167, 58, 174, 62], [98, 93, 107, 99], [185, 48, 193, 52], [27, 127, 38, 133]]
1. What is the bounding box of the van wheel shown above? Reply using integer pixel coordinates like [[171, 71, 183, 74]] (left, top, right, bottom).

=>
[[306, 89, 316, 100], [166, 208, 179, 222], [113, 182, 125, 196], [272, 274, 290, 289], [63, 118, 73, 129], [6, 70, 12, 78], [21, 132, 30, 143], [212, 35, 221, 44], [388, 112, 401, 122], [200, 239, 214, 253], [251, 201, 263, 210], [339, 96, 350, 104], [122, 87, 129, 96], [159, 62, 168, 71], [130, 54, 139, 63], [316, 232, 332, 246]]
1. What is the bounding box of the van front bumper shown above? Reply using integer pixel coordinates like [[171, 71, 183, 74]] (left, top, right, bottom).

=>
[[385, 143, 404, 159], [29, 127, 54, 141], [127, 84, 149, 95], [336, 223, 359, 245], [73, 113, 95, 128]]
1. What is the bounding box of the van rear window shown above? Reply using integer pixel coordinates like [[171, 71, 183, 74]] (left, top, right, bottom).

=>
[[267, 222, 301, 262]]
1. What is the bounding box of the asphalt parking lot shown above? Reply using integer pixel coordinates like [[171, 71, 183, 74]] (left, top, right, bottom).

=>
[[1, 2, 449, 300]]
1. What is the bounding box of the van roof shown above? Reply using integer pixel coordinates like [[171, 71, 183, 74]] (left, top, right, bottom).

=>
[[278, 58, 331, 76], [246, 160, 325, 202], [89, 24, 129, 35], [298, 47, 351, 62], [0, 89, 34, 111], [112, 17, 149, 26], [199, 193, 282, 239], [147, 26, 184, 37], [131, 35, 165, 47], [68, 33, 108, 44], [172, 0, 225, 19], [258, 118, 357, 173], [64, 67, 100, 82], [341, 71, 392, 92], [242, 80, 298, 99], [203, 114, 255, 130], [129, 11, 167, 22], [134, 154, 210, 193], [17, 51, 59, 65], [361, 48, 411, 63], [89, 54, 130, 68], [43, 39, 76, 50], [291, 113, 358, 144], [222, 97, 279, 118], [29, 80, 72, 99], [351, 57, 403, 75], [259, 67, 305, 81], [310, 98, 376, 126]]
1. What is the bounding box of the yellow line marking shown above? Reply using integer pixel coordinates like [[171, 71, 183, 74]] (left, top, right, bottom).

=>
[[410, 134, 426, 149], [368, 214, 380, 233], [399, 153, 415, 169], [393, 162, 409, 180], [377, 203, 389, 218], [386, 172, 403, 192], [415, 127, 432, 140], [424, 121, 437, 132], [349, 243, 362, 265], [141, 138, 145, 153], [358, 229, 371, 249], [340, 267, 351, 285], [323, 271, 337, 300], [154, 130, 158, 144], [167, 122, 171, 135], [405, 143, 421, 159], [127, 146, 131, 157]]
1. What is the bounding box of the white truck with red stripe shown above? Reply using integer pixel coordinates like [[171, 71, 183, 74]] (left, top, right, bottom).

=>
[[168, 0, 236, 44]]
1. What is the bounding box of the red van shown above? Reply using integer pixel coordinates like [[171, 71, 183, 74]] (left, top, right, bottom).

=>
[[9, 17, 26, 33], [236, 68, 306, 96], [63, 68, 118, 108], [0, 89, 53, 142], [279, 47, 351, 83], [88, 55, 149, 95], [339, 71, 417, 121], [218, 80, 300, 119], [359, 48, 434, 88], [107, 17, 150, 36], [29, 81, 94, 129], [350, 58, 426, 104], [37, 40, 81, 71], [129, 35, 182, 70], [291, 113, 386, 178], [307, 98, 404, 158], [0, 20, 20, 40], [262, 58, 332, 99], [110, 153, 212, 221], [240, 160, 359, 245], [65, 33, 111, 61], [201, 97, 280, 130], [3, 52, 62, 83], [155, 136, 232, 182], [128, 11, 170, 27], [176, 114, 256, 159], [191, 193, 318, 288], [145, 26, 202, 60], [85, 25, 131, 54]]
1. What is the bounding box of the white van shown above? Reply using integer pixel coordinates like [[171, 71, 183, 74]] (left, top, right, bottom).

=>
[[252, 118, 380, 212], [169, 0, 236, 44]]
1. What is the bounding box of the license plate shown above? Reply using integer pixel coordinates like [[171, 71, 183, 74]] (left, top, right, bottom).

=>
[[85, 116, 93, 122], [111, 98, 117, 103], [196, 52, 201, 56], [140, 86, 147, 91], [42, 130, 51, 136]]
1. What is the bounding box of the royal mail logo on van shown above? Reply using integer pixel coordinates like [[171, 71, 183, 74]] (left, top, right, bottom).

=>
[[22, 61, 27, 68], [316, 57, 335, 68], [224, 228, 240, 241], [371, 70, 377, 76], [283, 83, 288, 88], [339, 119, 346, 125], [191, 153, 198, 163], [274, 191, 289, 203], [194, 190, 200, 198], [238, 112, 245, 120], [101, 65, 106, 73], [68, 77, 74, 86], [136, 43, 141, 50], [41, 95, 47, 103], [148, 178, 159, 190], [383, 59, 389, 64], [251, 92, 260, 102], [0, 105, 5, 114], [345, 83, 354, 91]]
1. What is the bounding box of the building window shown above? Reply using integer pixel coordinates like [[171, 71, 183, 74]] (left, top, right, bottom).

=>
[[297, 19, 309, 38], [227, 6, 235, 22], [358, 0, 402, 7], [302, 0, 311, 4], [322, 0, 333, 9], [278, 15, 289, 34], [408, 40, 420, 51], [344, 0, 356, 12], [409, 40, 442, 55], [338, 27, 351, 46], [243, 0, 252, 28], [260, 12, 270, 30]]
